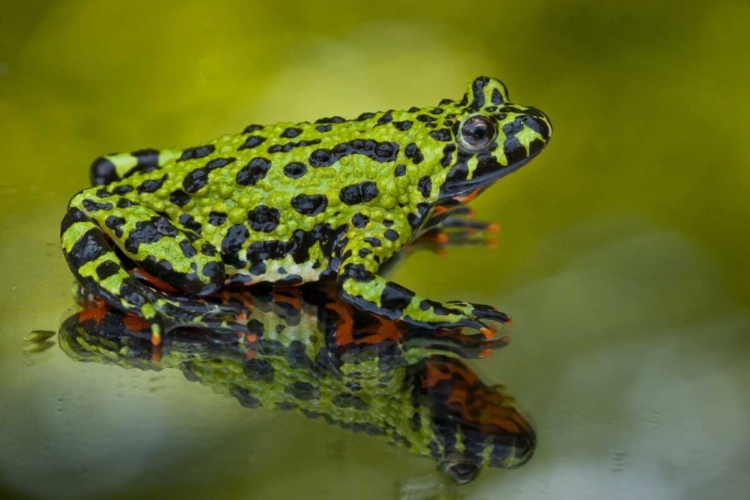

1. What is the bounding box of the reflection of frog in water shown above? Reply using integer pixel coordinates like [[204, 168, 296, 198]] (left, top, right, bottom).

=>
[[57, 282, 535, 484]]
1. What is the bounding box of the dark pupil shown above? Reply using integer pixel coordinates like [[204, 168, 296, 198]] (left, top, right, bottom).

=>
[[461, 117, 494, 148], [470, 124, 487, 138]]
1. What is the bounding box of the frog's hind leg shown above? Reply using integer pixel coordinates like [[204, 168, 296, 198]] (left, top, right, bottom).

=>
[[61, 192, 237, 327], [61, 209, 179, 325], [90, 148, 182, 186]]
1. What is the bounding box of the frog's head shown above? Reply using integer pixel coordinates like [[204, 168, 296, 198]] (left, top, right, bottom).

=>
[[418, 356, 536, 484], [435, 76, 552, 202]]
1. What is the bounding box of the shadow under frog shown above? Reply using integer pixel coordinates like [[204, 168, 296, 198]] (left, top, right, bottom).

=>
[[56, 282, 535, 485]]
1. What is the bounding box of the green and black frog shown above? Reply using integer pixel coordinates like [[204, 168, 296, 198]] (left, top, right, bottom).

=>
[[60, 77, 552, 337], [56, 282, 535, 484]]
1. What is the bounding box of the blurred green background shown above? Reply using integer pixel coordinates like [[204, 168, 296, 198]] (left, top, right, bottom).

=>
[[1, 1, 749, 499]]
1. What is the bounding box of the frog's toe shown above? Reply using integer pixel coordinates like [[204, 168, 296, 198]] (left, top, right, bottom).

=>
[[444, 301, 510, 324], [452, 317, 492, 332], [467, 303, 511, 323], [168, 295, 242, 318]]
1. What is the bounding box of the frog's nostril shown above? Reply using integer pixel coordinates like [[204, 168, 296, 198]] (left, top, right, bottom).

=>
[[524, 112, 552, 142]]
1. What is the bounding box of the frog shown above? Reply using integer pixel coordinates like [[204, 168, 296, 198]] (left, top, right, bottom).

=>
[[56, 281, 535, 484], [60, 76, 552, 338]]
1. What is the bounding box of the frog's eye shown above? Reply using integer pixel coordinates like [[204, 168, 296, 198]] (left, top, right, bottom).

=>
[[457, 115, 497, 153]]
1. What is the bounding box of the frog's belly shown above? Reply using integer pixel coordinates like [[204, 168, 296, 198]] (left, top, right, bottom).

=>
[[225, 253, 330, 286]]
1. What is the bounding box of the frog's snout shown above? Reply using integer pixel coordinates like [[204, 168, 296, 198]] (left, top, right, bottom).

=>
[[524, 108, 553, 144], [510, 108, 552, 162]]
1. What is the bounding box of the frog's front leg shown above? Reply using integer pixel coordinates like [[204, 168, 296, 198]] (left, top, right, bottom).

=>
[[61, 189, 231, 324], [336, 222, 509, 336]]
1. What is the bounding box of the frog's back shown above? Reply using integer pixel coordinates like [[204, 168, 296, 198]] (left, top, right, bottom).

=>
[[86, 103, 459, 284]]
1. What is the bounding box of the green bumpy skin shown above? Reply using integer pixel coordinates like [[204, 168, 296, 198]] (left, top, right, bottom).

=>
[[60, 77, 552, 333]]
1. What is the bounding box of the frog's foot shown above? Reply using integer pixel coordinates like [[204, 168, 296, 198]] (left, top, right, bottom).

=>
[[24, 330, 57, 354], [400, 295, 509, 337], [401, 327, 511, 360]]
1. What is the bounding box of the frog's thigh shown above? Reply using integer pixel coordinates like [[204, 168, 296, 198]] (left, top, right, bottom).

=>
[[68, 192, 224, 296], [61, 206, 163, 320]]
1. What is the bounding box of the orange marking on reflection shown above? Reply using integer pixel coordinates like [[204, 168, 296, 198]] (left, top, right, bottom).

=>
[[423, 359, 534, 436], [480, 327, 494, 340], [246, 350, 257, 360], [123, 313, 151, 332], [130, 269, 178, 293], [479, 348, 493, 359], [273, 289, 303, 311], [422, 362, 453, 387], [352, 320, 402, 346], [445, 386, 470, 406], [78, 308, 107, 326], [246, 333, 258, 343], [487, 223, 500, 233], [326, 302, 355, 348], [237, 294, 255, 311], [419, 231, 444, 245], [494, 419, 521, 434]]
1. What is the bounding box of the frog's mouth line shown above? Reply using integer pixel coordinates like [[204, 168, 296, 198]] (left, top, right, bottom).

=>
[[437, 148, 541, 201]]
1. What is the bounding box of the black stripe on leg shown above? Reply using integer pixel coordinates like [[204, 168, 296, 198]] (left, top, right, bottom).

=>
[[380, 282, 415, 314], [95, 260, 122, 280], [60, 207, 89, 235], [66, 228, 110, 267]]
